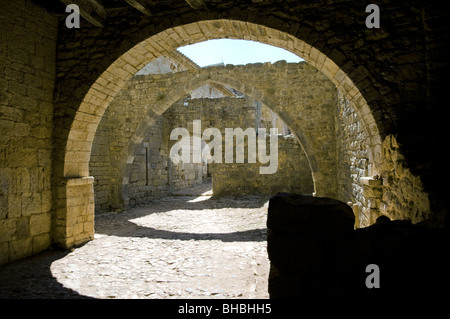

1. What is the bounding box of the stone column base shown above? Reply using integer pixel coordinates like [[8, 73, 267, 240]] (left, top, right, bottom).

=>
[[53, 177, 95, 249]]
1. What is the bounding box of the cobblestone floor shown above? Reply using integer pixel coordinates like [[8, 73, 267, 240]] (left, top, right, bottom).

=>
[[0, 182, 270, 299]]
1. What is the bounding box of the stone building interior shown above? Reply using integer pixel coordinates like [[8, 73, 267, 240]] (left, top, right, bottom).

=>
[[0, 0, 449, 299]]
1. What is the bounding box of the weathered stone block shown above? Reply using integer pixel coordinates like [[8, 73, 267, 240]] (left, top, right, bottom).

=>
[[8, 238, 32, 262], [0, 219, 16, 243], [32, 233, 51, 253], [29, 213, 51, 236], [15, 217, 30, 239], [21, 192, 41, 216], [41, 190, 52, 213]]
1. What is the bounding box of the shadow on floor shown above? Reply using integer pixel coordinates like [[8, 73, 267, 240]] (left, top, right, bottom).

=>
[[98, 222, 268, 242], [0, 249, 94, 299], [0, 183, 270, 298], [96, 187, 269, 242], [95, 195, 268, 242]]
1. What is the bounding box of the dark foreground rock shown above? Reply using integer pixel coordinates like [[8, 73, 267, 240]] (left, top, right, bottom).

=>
[[267, 193, 449, 298]]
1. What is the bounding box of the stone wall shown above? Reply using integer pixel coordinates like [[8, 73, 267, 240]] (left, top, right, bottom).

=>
[[172, 97, 314, 197], [126, 117, 170, 207], [378, 135, 431, 224], [0, 0, 57, 264], [336, 89, 369, 203], [335, 90, 431, 227], [212, 135, 314, 197], [125, 113, 208, 207], [335, 89, 371, 226]]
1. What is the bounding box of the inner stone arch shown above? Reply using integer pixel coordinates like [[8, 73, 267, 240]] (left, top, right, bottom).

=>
[[93, 66, 319, 212], [120, 93, 315, 208]]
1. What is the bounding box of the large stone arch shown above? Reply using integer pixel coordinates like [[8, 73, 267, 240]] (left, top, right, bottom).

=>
[[63, 21, 380, 179], [56, 19, 382, 248]]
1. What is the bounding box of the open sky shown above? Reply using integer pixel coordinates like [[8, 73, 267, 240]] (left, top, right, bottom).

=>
[[177, 39, 303, 67]]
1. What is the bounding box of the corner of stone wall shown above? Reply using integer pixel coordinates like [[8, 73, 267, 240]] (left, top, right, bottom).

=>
[[378, 135, 431, 224]]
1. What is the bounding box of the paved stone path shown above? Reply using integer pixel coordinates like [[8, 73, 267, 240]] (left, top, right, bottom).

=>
[[0, 182, 270, 299]]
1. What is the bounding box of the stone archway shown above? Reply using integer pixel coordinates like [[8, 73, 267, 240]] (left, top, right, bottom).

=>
[[64, 21, 380, 179], [56, 20, 381, 249]]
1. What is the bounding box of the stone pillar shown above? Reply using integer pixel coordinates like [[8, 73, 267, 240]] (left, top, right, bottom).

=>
[[53, 177, 95, 249]]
